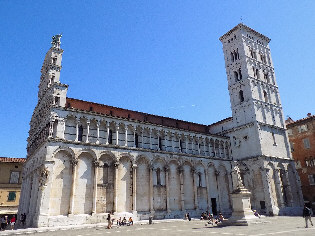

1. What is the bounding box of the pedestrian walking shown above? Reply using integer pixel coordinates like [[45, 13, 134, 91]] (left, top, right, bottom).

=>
[[303, 205, 313, 228], [107, 214, 112, 229]]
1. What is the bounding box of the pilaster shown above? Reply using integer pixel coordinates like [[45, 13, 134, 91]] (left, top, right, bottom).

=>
[[132, 164, 137, 213]]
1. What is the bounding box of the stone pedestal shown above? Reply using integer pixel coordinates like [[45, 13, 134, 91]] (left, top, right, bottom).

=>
[[222, 187, 259, 226]]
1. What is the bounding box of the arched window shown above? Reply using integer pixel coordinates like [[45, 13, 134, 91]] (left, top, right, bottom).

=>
[[256, 69, 259, 79], [135, 133, 139, 148], [249, 47, 254, 58], [108, 129, 113, 144], [238, 68, 242, 80], [263, 90, 268, 103], [54, 96, 60, 106], [236, 48, 240, 59], [231, 52, 234, 62], [78, 125, 83, 141], [264, 73, 269, 83], [239, 90, 244, 103], [179, 139, 183, 152], [234, 71, 238, 81], [156, 168, 161, 185], [198, 173, 202, 187], [50, 75, 55, 85], [234, 51, 237, 61], [158, 136, 162, 150]]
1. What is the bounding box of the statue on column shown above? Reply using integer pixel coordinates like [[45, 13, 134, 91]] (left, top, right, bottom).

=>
[[231, 162, 244, 191], [51, 34, 62, 48]]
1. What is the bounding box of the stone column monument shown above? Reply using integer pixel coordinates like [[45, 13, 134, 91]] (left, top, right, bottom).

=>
[[222, 162, 260, 226]]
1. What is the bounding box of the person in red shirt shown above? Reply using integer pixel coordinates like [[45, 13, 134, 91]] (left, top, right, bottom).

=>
[[10, 216, 16, 230]]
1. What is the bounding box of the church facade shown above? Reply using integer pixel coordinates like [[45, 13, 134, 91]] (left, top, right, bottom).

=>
[[18, 24, 304, 227]]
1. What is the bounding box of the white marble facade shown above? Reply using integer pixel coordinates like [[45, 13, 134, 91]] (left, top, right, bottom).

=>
[[18, 24, 304, 228]]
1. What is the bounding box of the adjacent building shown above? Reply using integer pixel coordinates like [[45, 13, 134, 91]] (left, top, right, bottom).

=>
[[18, 23, 303, 228], [0, 157, 25, 216], [286, 113, 315, 210]]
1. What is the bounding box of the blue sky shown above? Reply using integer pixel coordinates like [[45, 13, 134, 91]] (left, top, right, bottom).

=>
[[1, 1, 314, 158]]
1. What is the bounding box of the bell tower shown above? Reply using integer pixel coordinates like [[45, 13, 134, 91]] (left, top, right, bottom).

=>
[[219, 24, 291, 160], [27, 35, 68, 156]]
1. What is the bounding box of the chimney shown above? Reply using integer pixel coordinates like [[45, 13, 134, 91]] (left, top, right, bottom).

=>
[[307, 113, 312, 117]]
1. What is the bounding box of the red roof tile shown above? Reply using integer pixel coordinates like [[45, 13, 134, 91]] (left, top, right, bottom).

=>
[[66, 98, 211, 134], [0, 157, 26, 163]]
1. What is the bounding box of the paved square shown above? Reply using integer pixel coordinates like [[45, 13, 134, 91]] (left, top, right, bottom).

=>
[[1, 217, 315, 236]]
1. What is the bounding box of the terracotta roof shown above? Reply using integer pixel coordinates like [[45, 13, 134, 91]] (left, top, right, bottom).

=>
[[0, 157, 26, 163], [208, 117, 233, 127], [66, 98, 212, 134], [286, 114, 315, 127], [285, 117, 295, 125]]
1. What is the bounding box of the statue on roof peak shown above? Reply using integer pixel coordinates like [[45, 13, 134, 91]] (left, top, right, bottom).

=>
[[51, 34, 62, 48]]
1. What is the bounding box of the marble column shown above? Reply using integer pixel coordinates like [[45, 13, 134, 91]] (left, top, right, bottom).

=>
[[86, 121, 90, 143], [205, 169, 211, 212], [215, 170, 221, 212], [185, 138, 188, 153], [96, 121, 100, 144], [193, 169, 198, 210], [132, 164, 137, 213], [48, 119, 54, 138], [149, 165, 154, 213], [179, 166, 185, 211], [165, 167, 170, 212], [69, 159, 78, 215], [283, 168, 294, 207], [274, 169, 285, 208], [293, 168, 305, 206], [75, 119, 79, 142], [125, 126, 128, 147], [133, 129, 136, 148], [261, 167, 277, 215], [106, 123, 110, 145], [92, 160, 100, 214], [141, 130, 144, 148], [114, 162, 119, 213], [116, 125, 119, 145]]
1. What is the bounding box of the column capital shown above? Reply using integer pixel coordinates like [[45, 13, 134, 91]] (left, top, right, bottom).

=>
[[260, 166, 270, 173], [114, 161, 120, 168], [93, 160, 101, 167], [70, 158, 78, 166], [132, 164, 138, 169]]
